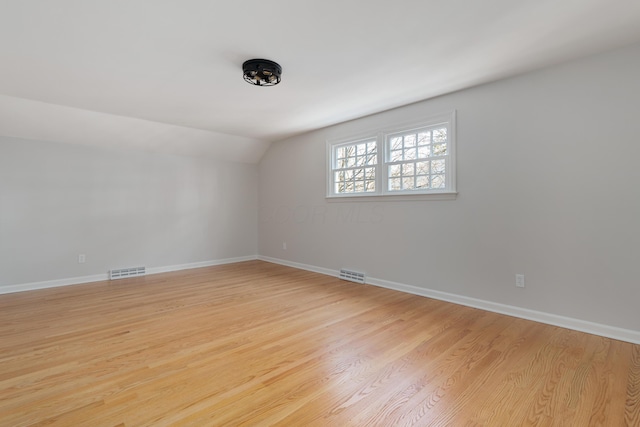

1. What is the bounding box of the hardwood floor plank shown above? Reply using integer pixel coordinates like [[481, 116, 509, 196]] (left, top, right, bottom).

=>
[[0, 260, 637, 426], [627, 345, 640, 425]]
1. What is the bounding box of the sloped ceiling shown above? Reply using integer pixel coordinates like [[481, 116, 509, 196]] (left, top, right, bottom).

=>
[[1, 0, 640, 162]]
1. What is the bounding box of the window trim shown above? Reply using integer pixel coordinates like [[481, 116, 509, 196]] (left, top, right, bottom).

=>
[[326, 111, 457, 200]]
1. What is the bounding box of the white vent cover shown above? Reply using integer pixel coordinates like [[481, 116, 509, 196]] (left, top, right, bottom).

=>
[[109, 266, 146, 280], [339, 269, 365, 284]]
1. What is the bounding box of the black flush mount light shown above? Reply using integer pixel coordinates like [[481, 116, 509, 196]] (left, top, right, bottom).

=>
[[242, 59, 282, 86]]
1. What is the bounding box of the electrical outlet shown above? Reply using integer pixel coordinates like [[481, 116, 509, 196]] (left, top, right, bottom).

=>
[[78, 254, 86, 264], [515, 274, 525, 288], [282, 242, 287, 250]]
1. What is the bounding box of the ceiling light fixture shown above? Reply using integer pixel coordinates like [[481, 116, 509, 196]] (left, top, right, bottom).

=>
[[242, 59, 282, 86]]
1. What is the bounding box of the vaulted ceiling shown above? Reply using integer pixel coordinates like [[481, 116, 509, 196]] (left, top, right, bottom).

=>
[[2, 0, 640, 162]]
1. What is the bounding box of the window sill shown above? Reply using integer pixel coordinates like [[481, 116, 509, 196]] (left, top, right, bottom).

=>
[[326, 192, 458, 202]]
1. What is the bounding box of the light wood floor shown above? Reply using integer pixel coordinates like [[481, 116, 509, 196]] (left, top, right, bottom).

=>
[[1, 261, 638, 426]]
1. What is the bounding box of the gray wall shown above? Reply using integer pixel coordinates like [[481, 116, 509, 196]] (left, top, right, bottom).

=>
[[258, 43, 640, 332], [0, 137, 258, 287]]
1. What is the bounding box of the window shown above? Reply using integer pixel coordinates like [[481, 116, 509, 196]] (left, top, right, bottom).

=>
[[327, 111, 456, 198], [332, 139, 377, 194]]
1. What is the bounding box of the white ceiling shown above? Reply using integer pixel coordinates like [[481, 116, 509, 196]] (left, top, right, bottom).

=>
[[2, 0, 640, 162]]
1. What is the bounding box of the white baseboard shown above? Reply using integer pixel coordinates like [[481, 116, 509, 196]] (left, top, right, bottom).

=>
[[258, 256, 640, 345], [0, 255, 258, 295], [0, 273, 110, 295], [146, 255, 258, 275], [258, 255, 336, 277]]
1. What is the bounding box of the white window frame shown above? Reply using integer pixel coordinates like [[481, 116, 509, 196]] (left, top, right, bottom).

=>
[[326, 111, 457, 200], [329, 136, 380, 196]]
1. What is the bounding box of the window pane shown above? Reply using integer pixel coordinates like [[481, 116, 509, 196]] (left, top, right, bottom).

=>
[[416, 176, 429, 188], [404, 134, 416, 147], [367, 154, 377, 165], [433, 143, 447, 156], [365, 167, 375, 180], [390, 150, 403, 162], [343, 183, 353, 193], [357, 143, 367, 155], [416, 161, 430, 175], [367, 142, 377, 154], [417, 132, 430, 145], [404, 147, 417, 160], [365, 180, 375, 191], [344, 181, 354, 192], [432, 174, 445, 188], [336, 147, 346, 159], [402, 177, 414, 189], [355, 181, 364, 192], [417, 146, 431, 159], [346, 157, 356, 167], [389, 177, 401, 190], [433, 128, 447, 143], [432, 159, 445, 173], [402, 163, 414, 176], [355, 155, 366, 167], [390, 137, 402, 150], [389, 164, 401, 177]]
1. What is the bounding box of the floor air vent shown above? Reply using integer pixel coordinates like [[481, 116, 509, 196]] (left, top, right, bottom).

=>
[[109, 266, 146, 280], [339, 269, 365, 284]]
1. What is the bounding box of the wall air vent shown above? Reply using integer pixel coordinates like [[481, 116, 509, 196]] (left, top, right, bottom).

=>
[[339, 269, 365, 284], [109, 266, 146, 280]]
